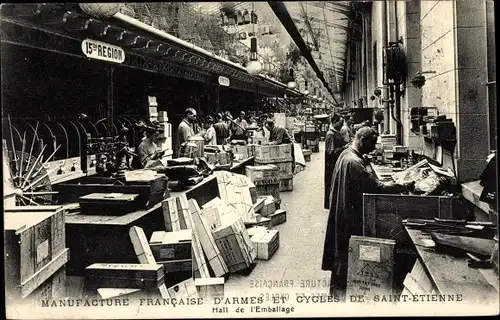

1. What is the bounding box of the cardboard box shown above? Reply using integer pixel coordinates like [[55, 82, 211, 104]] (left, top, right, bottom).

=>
[[195, 277, 225, 300], [269, 209, 287, 227], [149, 230, 192, 261], [250, 230, 280, 260], [346, 236, 395, 300], [85, 263, 164, 290]]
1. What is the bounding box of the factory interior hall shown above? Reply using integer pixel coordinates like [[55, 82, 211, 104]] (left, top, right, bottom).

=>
[[2, 1, 498, 318]]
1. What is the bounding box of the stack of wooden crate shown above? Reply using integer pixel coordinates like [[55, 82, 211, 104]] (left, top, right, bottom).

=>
[[245, 165, 281, 204], [4, 206, 70, 306], [254, 144, 294, 192]]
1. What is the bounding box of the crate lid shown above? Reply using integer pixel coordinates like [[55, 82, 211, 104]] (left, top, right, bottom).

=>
[[79, 193, 139, 201], [5, 211, 57, 234]]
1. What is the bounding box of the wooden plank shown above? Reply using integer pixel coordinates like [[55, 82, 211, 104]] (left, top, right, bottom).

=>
[[346, 236, 395, 300], [128, 226, 170, 299], [20, 249, 69, 298], [188, 199, 228, 277], [177, 196, 210, 278], [175, 197, 188, 230], [293, 143, 306, 167]]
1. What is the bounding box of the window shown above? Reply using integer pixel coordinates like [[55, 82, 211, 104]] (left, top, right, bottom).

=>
[[486, 0, 496, 150]]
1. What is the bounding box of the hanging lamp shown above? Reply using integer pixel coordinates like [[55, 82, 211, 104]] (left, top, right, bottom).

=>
[[287, 68, 297, 89], [246, 2, 262, 75]]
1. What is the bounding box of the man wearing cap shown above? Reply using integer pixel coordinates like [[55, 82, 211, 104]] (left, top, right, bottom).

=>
[[321, 127, 414, 302], [265, 119, 291, 145], [177, 108, 200, 152], [231, 111, 248, 140], [136, 122, 165, 169]]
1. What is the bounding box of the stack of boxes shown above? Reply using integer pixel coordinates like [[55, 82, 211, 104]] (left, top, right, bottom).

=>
[[254, 144, 294, 192], [245, 165, 281, 204]]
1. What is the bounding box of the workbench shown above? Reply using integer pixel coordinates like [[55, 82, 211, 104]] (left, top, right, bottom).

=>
[[64, 175, 219, 276], [405, 227, 499, 304]]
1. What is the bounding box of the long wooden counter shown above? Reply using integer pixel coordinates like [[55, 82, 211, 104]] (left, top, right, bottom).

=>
[[65, 175, 219, 276], [405, 227, 498, 304]]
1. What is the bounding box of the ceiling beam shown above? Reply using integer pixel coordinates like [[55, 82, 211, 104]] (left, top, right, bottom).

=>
[[268, 1, 338, 104]]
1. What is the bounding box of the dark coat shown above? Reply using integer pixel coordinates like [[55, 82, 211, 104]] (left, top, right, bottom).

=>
[[324, 128, 347, 209], [321, 147, 404, 272]]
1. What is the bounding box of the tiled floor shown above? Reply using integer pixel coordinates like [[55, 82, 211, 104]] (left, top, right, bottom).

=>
[[225, 142, 331, 297]]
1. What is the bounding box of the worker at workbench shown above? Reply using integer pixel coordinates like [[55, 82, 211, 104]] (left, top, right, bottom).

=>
[[213, 113, 230, 145], [324, 113, 348, 210], [321, 127, 414, 302], [231, 111, 248, 140], [265, 119, 291, 145], [136, 123, 165, 169], [177, 108, 200, 150]]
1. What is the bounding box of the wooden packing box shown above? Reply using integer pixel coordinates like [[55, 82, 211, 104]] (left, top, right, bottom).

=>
[[22, 266, 67, 307], [214, 171, 256, 223], [167, 278, 199, 299], [362, 194, 462, 244], [269, 209, 287, 227], [248, 181, 258, 204], [54, 175, 169, 210], [245, 165, 280, 185], [149, 230, 192, 261], [254, 183, 281, 204], [213, 214, 256, 273], [78, 193, 142, 216], [189, 199, 228, 277], [4, 207, 69, 299], [346, 236, 395, 300], [250, 229, 280, 260], [254, 144, 293, 163], [258, 162, 293, 180], [85, 263, 164, 290], [279, 177, 293, 192], [258, 196, 277, 217], [195, 277, 225, 300]]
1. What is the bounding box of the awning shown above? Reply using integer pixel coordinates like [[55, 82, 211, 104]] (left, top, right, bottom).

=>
[[0, 3, 290, 96]]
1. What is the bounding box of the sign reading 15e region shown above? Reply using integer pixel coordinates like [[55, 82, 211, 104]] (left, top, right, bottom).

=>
[[82, 39, 125, 64]]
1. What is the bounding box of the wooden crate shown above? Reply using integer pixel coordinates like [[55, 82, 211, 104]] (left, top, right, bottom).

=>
[[149, 230, 192, 261], [213, 214, 255, 273], [195, 277, 225, 300], [244, 216, 272, 229], [78, 193, 142, 216], [245, 165, 279, 185], [258, 196, 277, 217], [363, 194, 460, 243], [246, 226, 269, 237], [189, 199, 228, 277], [215, 171, 256, 223], [250, 229, 280, 260], [346, 236, 395, 300], [279, 178, 293, 192], [4, 207, 68, 299], [23, 265, 67, 306], [254, 144, 293, 163], [255, 183, 281, 203], [259, 162, 293, 180], [84, 263, 164, 290], [167, 278, 199, 299], [269, 209, 287, 227]]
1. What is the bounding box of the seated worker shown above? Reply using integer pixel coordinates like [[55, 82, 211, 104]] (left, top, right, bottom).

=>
[[265, 119, 292, 145], [136, 122, 166, 169], [203, 116, 217, 146]]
